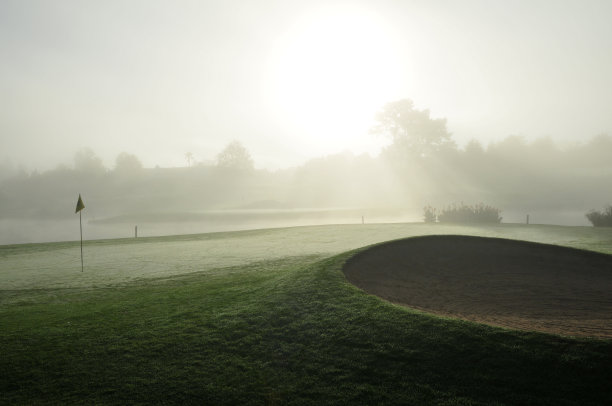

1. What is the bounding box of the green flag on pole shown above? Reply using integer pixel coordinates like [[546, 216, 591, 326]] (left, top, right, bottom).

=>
[[75, 194, 85, 213], [75, 194, 85, 271]]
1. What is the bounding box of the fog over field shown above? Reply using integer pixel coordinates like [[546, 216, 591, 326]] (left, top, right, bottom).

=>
[[1, 1, 612, 244]]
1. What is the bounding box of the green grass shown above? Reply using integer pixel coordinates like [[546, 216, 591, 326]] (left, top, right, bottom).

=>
[[1, 223, 612, 405]]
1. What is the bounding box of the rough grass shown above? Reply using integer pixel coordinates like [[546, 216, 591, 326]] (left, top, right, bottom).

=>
[[1, 224, 612, 404]]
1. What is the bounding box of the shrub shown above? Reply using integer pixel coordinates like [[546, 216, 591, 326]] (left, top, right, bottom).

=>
[[434, 202, 502, 224], [423, 205, 437, 223], [586, 205, 612, 227]]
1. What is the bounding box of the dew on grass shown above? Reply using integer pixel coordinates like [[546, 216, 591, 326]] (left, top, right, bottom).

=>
[[1, 223, 611, 290]]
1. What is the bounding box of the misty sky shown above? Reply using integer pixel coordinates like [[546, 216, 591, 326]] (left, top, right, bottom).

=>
[[2, 0, 611, 171]]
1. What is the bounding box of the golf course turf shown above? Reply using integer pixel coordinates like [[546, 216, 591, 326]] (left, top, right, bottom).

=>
[[1, 224, 612, 405]]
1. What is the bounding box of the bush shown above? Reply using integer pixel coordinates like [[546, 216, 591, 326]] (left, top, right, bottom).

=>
[[586, 205, 612, 227], [423, 205, 437, 223], [425, 202, 502, 224]]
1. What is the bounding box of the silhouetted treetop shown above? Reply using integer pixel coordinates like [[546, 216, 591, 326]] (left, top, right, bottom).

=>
[[371, 99, 455, 157], [114, 152, 143, 173], [463, 139, 485, 155], [74, 148, 106, 174], [216, 141, 254, 171]]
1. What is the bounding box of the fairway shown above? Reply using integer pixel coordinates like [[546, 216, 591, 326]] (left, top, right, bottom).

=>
[[3, 222, 612, 292], [2, 223, 612, 405]]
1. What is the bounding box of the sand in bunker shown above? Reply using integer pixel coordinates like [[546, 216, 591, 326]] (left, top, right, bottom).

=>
[[343, 235, 612, 338]]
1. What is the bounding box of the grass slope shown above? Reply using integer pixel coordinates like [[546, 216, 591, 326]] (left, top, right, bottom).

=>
[[1, 224, 612, 404]]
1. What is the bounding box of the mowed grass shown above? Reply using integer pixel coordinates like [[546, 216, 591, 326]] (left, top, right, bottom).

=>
[[1, 223, 612, 405]]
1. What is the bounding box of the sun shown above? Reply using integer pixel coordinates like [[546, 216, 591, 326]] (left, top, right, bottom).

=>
[[265, 6, 401, 156]]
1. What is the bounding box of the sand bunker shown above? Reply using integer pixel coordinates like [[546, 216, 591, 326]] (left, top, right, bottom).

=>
[[344, 235, 612, 338]]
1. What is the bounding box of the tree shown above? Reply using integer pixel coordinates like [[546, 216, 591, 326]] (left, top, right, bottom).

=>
[[216, 141, 254, 171], [371, 99, 455, 157], [114, 152, 143, 174], [185, 152, 194, 167], [74, 148, 106, 174], [464, 139, 485, 156], [578, 133, 612, 167]]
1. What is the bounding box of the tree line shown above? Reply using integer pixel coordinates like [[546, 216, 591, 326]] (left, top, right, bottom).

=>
[[372, 99, 612, 219], [1, 98, 611, 225]]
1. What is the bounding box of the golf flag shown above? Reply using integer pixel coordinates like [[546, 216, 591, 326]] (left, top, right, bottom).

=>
[[75, 194, 85, 272], [75, 194, 85, 213]]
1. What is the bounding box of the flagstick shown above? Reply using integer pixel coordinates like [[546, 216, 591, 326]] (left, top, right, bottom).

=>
[[80, 211, 84, 272]]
